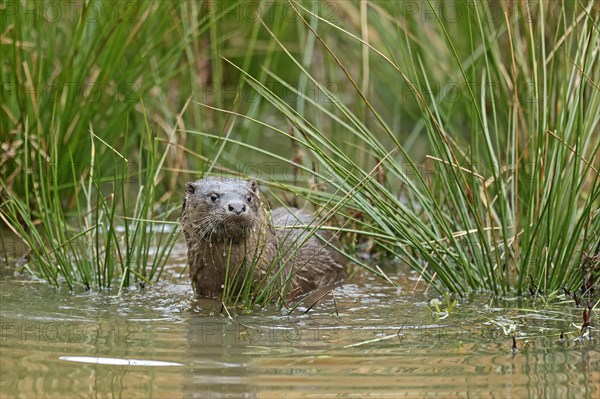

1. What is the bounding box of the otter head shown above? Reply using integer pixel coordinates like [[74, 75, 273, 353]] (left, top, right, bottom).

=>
[[182, 177, 261, 243]]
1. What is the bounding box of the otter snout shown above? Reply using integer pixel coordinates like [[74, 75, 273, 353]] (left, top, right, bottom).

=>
[[227, 202, 246, 215]]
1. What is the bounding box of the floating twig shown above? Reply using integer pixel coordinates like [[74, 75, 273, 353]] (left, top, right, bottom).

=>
[[578, 306, 592, 340], [331, 290, 339, 317], [573, 292, 581, 307], [304, 289, 334, 314]]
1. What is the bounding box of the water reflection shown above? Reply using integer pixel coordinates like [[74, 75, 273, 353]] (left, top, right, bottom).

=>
[[0, 265, 598, 398], [59, 356, 183, 367]]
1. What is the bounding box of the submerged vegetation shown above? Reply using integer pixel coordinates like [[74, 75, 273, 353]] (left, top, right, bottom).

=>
[[1, 1, 598, 299]]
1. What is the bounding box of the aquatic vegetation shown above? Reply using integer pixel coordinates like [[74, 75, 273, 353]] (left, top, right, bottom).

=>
[[192, 0, 599, 296], [1, 1, 598, 296], [428, 293, 459, 319], [0, 115, 179, 291]]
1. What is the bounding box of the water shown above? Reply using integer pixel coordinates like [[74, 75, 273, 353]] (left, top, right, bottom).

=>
[[1, 242, 598, 398]]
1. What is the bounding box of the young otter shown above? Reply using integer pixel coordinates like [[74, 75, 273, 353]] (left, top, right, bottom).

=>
[[180, 177, 345, 299]]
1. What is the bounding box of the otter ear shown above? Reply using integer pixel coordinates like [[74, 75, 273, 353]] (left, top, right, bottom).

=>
[[248, 180, 258, 193], [185, 182, 196, 194]]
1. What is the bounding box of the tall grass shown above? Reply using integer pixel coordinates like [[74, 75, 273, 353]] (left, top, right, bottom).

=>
[[0, 1, 204, 289], [1, 1, 598, 296], [186, 0, 599, 296], [0, 113, 179, 290]]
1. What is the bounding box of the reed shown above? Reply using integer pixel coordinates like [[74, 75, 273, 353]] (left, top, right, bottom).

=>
[[186, 0, 600, 296], [0, 114, 179, 291], [1, 1, 598, 297]]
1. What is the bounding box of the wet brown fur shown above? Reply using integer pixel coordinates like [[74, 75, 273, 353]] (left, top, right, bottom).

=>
[[180, 177, 345, 299]]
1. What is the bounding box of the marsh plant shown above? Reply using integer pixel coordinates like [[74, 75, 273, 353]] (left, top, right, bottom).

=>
[[1, 1, 598, 297], [0, 119, 179, 291], [187, 0, 600, 297]]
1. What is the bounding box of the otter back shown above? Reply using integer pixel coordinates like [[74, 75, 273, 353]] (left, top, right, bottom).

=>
[[271, 207, 345, 296]]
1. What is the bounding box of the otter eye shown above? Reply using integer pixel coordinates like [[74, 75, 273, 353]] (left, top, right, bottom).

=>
[[245, 194, 252, 204], [209, 193, 219, 202]]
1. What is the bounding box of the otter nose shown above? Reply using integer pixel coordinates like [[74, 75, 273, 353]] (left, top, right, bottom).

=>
[[228, 202, 246, 215]]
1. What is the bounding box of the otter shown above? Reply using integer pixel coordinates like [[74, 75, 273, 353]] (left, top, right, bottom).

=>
[[180, 177, 345, 299]]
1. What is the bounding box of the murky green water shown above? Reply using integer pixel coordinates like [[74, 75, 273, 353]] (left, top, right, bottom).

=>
[[1, 242, 598, 398]]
